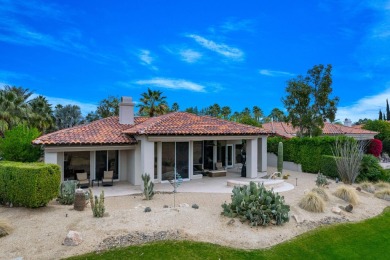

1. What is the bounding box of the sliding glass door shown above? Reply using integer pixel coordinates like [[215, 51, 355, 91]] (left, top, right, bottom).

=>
[[95, 150, 119, 180], [161, 142, 189, 181]]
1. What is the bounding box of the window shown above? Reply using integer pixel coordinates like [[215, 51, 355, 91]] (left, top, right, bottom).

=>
[[96, 150, 119, 180], [64, 151, 90, 180]]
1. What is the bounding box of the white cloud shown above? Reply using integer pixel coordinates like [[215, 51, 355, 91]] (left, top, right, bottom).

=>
[[187, 34, 244, 60], [137, 49, 158, 70], [134, 78, 206, 92], [336, 84, 390, 122], [179, 49, 202, 63], [259, 69, 295, 77], [220, 19, 255, 33]]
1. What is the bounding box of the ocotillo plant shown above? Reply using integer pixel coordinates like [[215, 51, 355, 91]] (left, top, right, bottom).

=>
[[277, 142, 283, 174], [141, 173, 155, 200]]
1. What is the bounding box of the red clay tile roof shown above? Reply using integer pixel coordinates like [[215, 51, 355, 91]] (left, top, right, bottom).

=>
[[123, 112, 271, 135], [33, 117, 148, 145], [262, 122, 378, 139], [33, 112, 271, 145]]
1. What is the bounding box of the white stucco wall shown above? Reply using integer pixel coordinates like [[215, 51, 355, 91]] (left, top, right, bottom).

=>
[[246, 138, 258, 178]]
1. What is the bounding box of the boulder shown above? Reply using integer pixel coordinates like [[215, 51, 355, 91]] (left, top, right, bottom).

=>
[[179, 203, 189, 208], [192, 204, 199, 209], [63, 231, 83, 246], [332, 207, 341, 215], [356, 187, 362, 192], [345, 204, 353, 213], [227, 219, 235, 225], [292, 214, 300, 223]]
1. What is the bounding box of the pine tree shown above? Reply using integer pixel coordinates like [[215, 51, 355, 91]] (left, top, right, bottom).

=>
[[379, 110, 383, 120], [387, 99, 390, 120]]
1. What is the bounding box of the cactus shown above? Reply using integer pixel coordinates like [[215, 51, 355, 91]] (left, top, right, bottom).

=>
[[89, 188, 105, 218], [221, 182, 290, 226], [58, 180, 78, 205], [277, 142, 283, 174], [141, 173, 154, 200]]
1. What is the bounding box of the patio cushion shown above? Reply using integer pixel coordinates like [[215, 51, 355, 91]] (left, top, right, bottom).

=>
[[104, 171, 113, 179], [215, 162, 224, 170], [77, 172, 88, 181]]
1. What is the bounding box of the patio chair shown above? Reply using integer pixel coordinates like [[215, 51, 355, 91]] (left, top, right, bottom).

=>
[[207, 162, 227, 177], [102, 171, 114, 186], [76, 172, 90, 188]]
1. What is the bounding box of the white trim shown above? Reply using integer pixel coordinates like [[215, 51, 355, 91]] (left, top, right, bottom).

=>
[[45, 145, 135, 153], [147, 135, 263, 142], [226, 144, 234, 168]]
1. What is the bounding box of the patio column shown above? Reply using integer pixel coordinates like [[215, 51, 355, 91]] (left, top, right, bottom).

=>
[[138, 137, 155, 187], [45, 151, 64, 181], [257, 136, 267, 173], [246, 138, 258, 178]]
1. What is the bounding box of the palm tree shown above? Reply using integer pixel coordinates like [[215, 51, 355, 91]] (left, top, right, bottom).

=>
[[137, 88, 169, 117], [54, 104, 84, 130], [29, 95, 54, 133], [0, 86, 33, 134], [252, 106, 263, 122], [171, 102, 179, 112], [269, 108, 286, 122]]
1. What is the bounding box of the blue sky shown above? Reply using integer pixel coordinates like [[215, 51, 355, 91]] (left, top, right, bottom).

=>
[[0, 0, 389, 122]]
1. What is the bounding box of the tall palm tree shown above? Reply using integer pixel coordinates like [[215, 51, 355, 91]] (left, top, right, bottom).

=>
[[0, 85, 33, 134], [137, 88, 168, 117], [269, 108, 286, 122], [29, 95, 55, 133], [54, 104, 83, 130], [252, 106, 263, 122], [171, 102, 179, 112], [221, 106, 231, 119]]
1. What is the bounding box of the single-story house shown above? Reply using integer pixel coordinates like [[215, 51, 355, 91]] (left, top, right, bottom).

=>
[[262, 121, 378, 140], [33, 97, 272, 185]]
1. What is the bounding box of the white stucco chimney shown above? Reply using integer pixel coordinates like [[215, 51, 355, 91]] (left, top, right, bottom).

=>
[[344, 118, 352, 127], [119, 96, 135, 124]]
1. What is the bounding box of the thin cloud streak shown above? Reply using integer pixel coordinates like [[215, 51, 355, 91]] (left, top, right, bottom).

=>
[[259, 69, 295, 77], [135, 78, 206, 92], [187, 34, 244, 60], [179, 49, 202, 63], [137, 49, 158, 70]]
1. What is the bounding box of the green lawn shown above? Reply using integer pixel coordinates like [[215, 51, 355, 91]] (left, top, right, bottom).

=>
[[69, 207, 390, 260]]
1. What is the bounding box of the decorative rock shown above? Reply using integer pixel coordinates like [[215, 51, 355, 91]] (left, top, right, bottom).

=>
[[163, 205, 169, 208], [332, 207, 341, 215], [292, 214, 300, 223], [144, 207, 151, 212], [63, 231, 83, 246], [227, 219, 235, 225], [356, 187, 362, 192], [345, 204, 353, 213], [179, 203, 189, 208], [192, 204, 199, 209]]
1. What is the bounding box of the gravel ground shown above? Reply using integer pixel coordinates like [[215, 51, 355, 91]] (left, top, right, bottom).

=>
[[1, 169, 389, 260]]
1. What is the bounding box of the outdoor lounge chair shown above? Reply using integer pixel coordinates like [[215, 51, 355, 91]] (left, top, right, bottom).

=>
[[207, 162, 227, 177], [76, 172, 90, 188], [102, 171, 114, 186]]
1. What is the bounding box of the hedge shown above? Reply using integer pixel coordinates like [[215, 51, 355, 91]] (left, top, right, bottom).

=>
[[321, 155, 339, 179], [0, 161, 61, 208], [268, 136, 354, 173]]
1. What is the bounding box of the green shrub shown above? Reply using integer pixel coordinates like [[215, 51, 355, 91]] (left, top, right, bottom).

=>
[[357, 155, 386, 183], [221, 182, 290, 226], [0, 125, 42, 162], [89, 188, 105, 218], [0, 161, 61, 208], [316, 173, 328, 187], [382, 138, 390, 154], [268, 136, 353, 174], [321, 155, 339, 179], [58, 180, 78, 205]]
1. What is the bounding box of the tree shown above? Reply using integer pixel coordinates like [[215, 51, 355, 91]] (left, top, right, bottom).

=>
[[171, 102, 179, 112], [185, 106, 199, 115], [238, 115, 261, 127], [386, 99, 390, 120], [29, 95, 54, 133], [379, 110, 383, 120], [221, 106, 231, 119], [268, 108, 286, 122], [362, 120, 390, 141], [252, 106, 263, 122], [0, 125, 42, 162], [96, 96, 119, 118], [137, 88, 168, 117], [85, 111, 100, 122], [54, 104, 84, 130], [209, 104, 221, 117], [282, 64, 339, 137], [0, 85, 33, 134]]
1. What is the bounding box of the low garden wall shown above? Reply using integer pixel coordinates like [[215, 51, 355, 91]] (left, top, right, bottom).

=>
[[267, 153, 302, 172]]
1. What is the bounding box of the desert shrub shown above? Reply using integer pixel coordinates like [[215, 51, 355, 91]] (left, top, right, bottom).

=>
[[311, 187, 329, 201], [357, 154, 385, 182], [89, 188, 105, 218], [359, 181, 375, 193], [321, 155, 339, 179], [141, 173, 154, 200], [0, 218, 12, 237], [0, 125, 42, 162], [382, 138, 390, 154], [0, 161, 61, 208], [58, 180, 78, 205], [316, 173, 328, 187], [374, 181, 390, 190], [374, 189, 390, 201], [299, 192, 325, 212], [221, 182, 290, 226], [368, 139, 383, 157], [334, 185, 359, 205]]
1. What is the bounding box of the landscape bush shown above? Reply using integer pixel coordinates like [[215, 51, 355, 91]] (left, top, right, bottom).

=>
[[0, 218, 12, 237], [311, 187, 329, 201], [221, 182, 290, 226], [268, 136, 352, 173], [0, 161, 61, 208], [359, 182, 375, 193], [382, 138, 390, 154], [320, 155, 339, 179], [367, 139, 382, 157], [299, 192, 325, 212], [374, 189, 390, 201], [58, 180, 78, 205], [334, 185, 359, 205], [315, 173, 328, 187], [357, 155, 386, 182], [374, 181, 390, 190]]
